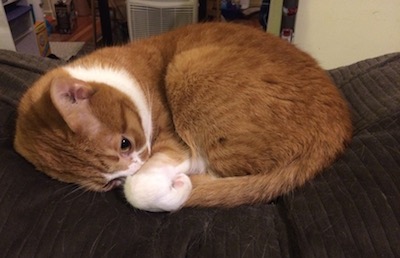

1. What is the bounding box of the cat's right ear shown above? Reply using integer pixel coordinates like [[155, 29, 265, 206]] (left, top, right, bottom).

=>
[[50, 77, 101, 135]]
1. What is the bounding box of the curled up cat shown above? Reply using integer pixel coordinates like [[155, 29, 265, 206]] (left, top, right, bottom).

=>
[[14, 22, 352, 212]]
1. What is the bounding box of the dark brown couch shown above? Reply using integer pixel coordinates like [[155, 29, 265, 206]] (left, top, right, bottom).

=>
[[1, 49, 399, 257]]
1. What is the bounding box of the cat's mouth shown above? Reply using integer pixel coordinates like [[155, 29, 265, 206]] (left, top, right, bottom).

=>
[[103, 177, 126, 191], [101, 167, 139, 191]]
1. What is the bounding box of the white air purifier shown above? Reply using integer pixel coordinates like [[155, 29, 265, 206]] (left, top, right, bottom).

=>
[[127, 0, 199, 41]]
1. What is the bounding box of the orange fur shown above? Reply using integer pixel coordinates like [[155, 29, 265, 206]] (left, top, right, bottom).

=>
[[14, 22, 352, 208]]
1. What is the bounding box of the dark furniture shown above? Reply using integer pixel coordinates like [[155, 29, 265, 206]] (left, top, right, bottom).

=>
[[97, 0, 113, 45], [0, 49, 399, 257]]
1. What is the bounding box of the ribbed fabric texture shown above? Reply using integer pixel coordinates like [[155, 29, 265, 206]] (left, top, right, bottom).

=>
[[0, 50, 399, 257], [284, 53, 400, 258]]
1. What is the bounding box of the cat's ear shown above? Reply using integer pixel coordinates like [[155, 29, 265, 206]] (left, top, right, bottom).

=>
[[50, 77, 101, 135]]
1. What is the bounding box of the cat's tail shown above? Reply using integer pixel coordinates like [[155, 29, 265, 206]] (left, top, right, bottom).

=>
[[184, 159, 330, 208]]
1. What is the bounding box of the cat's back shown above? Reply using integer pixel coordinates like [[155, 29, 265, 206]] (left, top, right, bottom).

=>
[[164, 22, 342, 113], [163, 22, 352, 176], [156, 22, 317, 72]]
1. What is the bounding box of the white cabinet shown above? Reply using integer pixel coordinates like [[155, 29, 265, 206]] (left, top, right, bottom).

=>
[[0, 0, 40, 56], [0, 0, 15, 51]]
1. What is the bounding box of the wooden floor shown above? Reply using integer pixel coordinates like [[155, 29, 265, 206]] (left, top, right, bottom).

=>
[[48, 16, 101, 44]]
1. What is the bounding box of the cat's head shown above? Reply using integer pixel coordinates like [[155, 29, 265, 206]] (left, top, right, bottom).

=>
[[14, 67, 151, 191]]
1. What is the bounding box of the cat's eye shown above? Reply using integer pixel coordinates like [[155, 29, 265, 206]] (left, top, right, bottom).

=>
[[120, 137, 132, 152]]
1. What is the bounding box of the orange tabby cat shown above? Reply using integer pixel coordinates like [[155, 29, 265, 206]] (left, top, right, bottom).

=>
[[14, 22, 352, 211]]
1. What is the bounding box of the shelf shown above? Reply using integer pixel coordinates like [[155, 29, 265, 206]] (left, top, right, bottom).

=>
[[13, 26, 34, 42], [6, 4, 34, 41], [5, 4, 31, 22], [2, 0, 18, 6]]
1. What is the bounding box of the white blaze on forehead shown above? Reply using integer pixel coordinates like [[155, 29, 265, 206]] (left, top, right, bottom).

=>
[[63, 65, 152, 153]]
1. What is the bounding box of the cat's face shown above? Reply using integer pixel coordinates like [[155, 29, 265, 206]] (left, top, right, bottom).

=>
[[14, 70, 150, 191]]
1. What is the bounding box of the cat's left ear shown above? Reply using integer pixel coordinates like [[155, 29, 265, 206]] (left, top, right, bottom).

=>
[[50, 76, 101, 135]]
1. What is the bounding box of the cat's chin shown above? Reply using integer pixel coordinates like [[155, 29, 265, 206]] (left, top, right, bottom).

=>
[[123, 172, 192, 212], [101, 163, 144, 191]]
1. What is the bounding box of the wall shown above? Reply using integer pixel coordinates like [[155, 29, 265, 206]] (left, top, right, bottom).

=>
[[294, 0, 400, 69]]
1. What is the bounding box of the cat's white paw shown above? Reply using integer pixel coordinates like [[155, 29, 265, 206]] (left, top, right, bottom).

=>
[[123, 169, 192, 212]]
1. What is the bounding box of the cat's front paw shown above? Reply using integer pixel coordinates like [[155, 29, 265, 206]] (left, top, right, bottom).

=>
[[123, 171, 192, 212]]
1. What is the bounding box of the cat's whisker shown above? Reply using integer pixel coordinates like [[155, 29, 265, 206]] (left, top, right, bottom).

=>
[[55, 184, 88, 202], [53, 182, 80, 194]]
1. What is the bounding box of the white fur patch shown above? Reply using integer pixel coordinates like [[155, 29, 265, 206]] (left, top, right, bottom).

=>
[[64, 65, 153, 153], [188, 156, 208, 174], [124, 167, 192, 212], [103, 155, 145, 181], [103, 167, 135, 181], [123, 153, 193, 211]]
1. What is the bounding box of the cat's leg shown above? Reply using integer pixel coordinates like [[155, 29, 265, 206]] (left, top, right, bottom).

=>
[[124, 153, 192, 212]]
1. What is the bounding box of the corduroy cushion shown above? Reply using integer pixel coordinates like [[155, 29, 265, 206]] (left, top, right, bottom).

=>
[[0, 50, 399, 257]]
